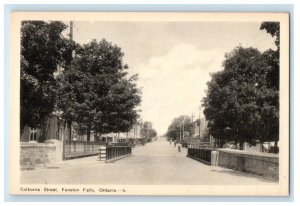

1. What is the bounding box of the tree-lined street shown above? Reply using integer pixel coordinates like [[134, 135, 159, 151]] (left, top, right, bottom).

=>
[[19, 19, 283, 188], [21, 137, 277, 185]]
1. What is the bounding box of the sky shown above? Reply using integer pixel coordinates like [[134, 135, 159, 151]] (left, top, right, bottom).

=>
[[64, 21, 276, 135]]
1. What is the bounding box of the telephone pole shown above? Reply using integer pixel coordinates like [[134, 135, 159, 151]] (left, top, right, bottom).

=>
[[191, 113, 194, 138], [199, 106, 201, 139], [179, 123, 181, 140], [67, 21, 74, 141], [182, 118, 185, 142]]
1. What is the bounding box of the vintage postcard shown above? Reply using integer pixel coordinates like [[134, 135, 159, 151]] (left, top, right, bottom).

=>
[[9, 12, 289, 196]]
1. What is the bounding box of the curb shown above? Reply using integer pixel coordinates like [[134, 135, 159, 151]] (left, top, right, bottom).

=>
[[105, 154, 132, 163]]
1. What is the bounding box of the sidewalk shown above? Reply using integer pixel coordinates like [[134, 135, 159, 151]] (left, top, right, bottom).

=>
[[21, 138, 278, 185]]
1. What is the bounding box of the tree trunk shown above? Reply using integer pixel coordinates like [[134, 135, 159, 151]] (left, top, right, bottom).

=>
[[68, 121, 72, 141], [239, 141, 244, 150], [20, 125, 24, 137], [274, 140, 279, 154], [220, 139, 225, 148], [87, 130, 91, 141]]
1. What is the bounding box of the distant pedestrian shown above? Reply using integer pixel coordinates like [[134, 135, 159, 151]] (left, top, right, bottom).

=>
[[170, 140, 172, 145], [178, 145, 181, 152]]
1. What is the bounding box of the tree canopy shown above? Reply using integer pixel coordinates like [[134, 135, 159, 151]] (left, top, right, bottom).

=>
[[141, 121, 157, 140], [201, 22, 280, 149], [21, 21, 68, 130], [166, 115, 192, 140], [202, 47, 279, 147], [57, 39, 141, 140], [21, 21, 142, 141], [260, 22, 280, 49]]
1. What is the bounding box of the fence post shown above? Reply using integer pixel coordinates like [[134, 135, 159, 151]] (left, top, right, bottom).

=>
[[98, 144, 107, 161], [62, 140, 66, 160], [102, 145, 132, 163], [211, 150, 219, 166]]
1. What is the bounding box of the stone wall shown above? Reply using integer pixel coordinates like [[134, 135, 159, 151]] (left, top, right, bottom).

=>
[[216, 149, 279, 180], [20, 139, 63, 167]]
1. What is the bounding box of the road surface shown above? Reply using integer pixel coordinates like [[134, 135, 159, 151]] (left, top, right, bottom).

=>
[[21, 137, 277, 185]]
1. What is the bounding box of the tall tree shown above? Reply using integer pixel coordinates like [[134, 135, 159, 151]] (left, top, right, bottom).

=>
[[166, 115, 192, 140], [21, 21, 67, 131], [260, 22, 280, 150], [56, 68, 97, 139], [57, 39, 141, 140], [95, 76, 141, 134], [141, 121, 157, 140], [202, 47, 278, 148]]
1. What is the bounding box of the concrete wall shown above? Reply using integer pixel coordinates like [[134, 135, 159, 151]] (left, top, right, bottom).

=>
[[20, 139, 63, 167], [63, 140, 100, 160], [216, 149, 279, 180]]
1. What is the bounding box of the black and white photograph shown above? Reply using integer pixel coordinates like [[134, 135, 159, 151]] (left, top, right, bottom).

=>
[[9, 12, 289, 196]]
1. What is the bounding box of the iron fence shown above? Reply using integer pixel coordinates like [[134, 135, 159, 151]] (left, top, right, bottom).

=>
[[106, 146, 131, 161], [187, 147, 212, 165]]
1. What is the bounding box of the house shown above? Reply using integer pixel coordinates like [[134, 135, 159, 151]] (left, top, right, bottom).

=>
[[20, 113, 93, 143], [116, 120, 143, 145], [185, 117, 209, 145]]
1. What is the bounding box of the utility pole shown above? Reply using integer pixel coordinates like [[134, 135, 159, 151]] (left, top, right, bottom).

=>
[[179, 122, 182, 140], [147, 123, 149, 140], [67, 21, 74, 141], [182, 119, 185, 142], [199, 107, 201, 139], [191, 113, 194, 138]]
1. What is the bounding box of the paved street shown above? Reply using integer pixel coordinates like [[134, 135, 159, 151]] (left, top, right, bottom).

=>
[[21, 137, 278, 185]]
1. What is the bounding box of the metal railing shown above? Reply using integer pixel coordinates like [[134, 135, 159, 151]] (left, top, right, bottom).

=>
[[187, 148, 212, 165], [105, 146, 131, 161]]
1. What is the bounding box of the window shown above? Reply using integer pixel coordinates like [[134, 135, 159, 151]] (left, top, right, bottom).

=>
[[29, 128, 37, 142]]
